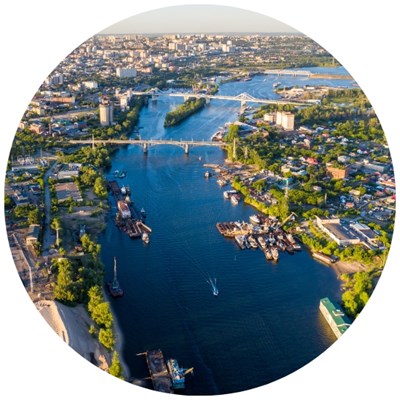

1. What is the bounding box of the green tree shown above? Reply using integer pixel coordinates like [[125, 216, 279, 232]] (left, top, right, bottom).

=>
[[109, 351, 124, 379], [51, 217, 62, 247], [88, 285, 103, 314], [54, 258, 77, 304], [91, 302, 113, 329], [99, 328, 115, 350]]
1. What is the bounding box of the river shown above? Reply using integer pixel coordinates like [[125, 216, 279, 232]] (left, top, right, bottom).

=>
[[99, 68, 355, 395]]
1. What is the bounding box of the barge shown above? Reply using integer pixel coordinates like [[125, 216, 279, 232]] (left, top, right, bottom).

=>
[[319, 297, 352, 339]]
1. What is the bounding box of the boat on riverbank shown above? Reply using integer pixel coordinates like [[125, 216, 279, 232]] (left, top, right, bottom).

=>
[[313, 251, 335, 264]]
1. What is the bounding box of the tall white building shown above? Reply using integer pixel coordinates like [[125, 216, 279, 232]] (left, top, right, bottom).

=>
[[276, 111, 295, 131], [116, 67, 137, 78], [99, 98, 113, 126]]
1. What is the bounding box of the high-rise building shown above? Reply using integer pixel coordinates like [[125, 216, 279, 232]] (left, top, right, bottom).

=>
[[276, 111, 295, 131], [116, 67, 137, 78], [99, 98, 113, 126]]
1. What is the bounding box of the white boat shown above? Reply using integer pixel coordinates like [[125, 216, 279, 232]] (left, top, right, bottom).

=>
[[217, 178, 227, 187], [249, 214, 260, 225], [142, 232, 150, 244], [204, 170, 211, 178], [235, 235, 246, 250], [207, 278, 219, 296], [230, 194, 240, 205], [248, 235, 258, 249], [223, 190, 237, 199], [271, 247, 279, 261], [121, 185, 127, 195], [257, 236, 267, 250]]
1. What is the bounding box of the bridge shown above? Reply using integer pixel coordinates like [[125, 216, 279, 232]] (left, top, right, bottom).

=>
[[130, 89, 309, 107], [263, 69, 312, 77], [69, 138, 228, 155]]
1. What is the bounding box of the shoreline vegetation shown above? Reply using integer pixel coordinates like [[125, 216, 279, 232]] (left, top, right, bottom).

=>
[[164, 97, 206, 127]]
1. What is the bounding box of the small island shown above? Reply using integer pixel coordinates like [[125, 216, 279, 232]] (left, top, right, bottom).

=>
[[164, 97, 206, 127]]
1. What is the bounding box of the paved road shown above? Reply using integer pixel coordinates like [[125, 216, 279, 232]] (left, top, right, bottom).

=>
[[42, 161, 58, 255]]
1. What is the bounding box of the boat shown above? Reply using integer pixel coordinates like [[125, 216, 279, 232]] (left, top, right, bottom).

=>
[[223, 189, 237, 199], [142, 232, 150, 244], [292, 242, 302, 251], [167, 358, 194, 390], [117, 169, 127, 178], [140, 207, 146, 218], [230, 194, 240, 205], [249, 214, 260, 225], [264, 248, 273, 261], [121, 185, 127, 195], [204, 170, 211, 178], [247, 235, 258, 249], [207, 278, 219, 296], [271, 247, 279, 261], [217, 178, 227, 187], [273, 82, 281, 88], [257, 236, 267, 250], [125, 195, 131, 204], [107, 257, 123, 297], [312, 251, 334, 264], [235, 235, 246, 250]]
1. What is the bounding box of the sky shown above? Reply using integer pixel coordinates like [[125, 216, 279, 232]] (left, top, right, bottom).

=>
[[99, 5, 298, 34]]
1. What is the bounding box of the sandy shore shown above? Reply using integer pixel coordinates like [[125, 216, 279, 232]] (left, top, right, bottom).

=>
[[35, 299, 129, 376], [330, 259, 366, 275]]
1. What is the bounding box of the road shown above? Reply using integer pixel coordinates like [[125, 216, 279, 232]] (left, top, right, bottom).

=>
[[42, 161, 58, 255]]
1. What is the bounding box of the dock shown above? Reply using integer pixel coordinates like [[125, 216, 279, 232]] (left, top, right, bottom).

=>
[[138, 350, 173, 393], [107, 180, 151, 239]]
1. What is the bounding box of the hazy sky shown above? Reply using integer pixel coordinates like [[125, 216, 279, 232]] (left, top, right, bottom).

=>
[[100, 5, 298, 34]]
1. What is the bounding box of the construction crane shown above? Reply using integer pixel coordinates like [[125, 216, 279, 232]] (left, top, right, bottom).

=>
[[280, 211, 297, 228]]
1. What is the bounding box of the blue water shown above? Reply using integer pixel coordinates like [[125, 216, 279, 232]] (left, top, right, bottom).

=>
[[99, 71, 354, 394]]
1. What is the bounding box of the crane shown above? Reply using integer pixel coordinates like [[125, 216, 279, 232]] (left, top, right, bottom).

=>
[[280, 211, 297, 228]]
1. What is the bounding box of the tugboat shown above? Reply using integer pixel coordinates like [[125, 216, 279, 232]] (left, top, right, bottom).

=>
[[107, 257, 123, 297], [167, 358, 194, 390]]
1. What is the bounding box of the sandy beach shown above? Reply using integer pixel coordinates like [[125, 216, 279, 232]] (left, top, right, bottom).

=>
[[35, 299, 130, 378]]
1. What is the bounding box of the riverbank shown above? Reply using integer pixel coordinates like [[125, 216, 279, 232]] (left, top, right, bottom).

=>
[[209, 160, 366, 276], [36, 298, 130, 378]]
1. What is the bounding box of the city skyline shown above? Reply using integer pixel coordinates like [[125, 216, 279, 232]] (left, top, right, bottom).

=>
[[99, 5, 298, 34]]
